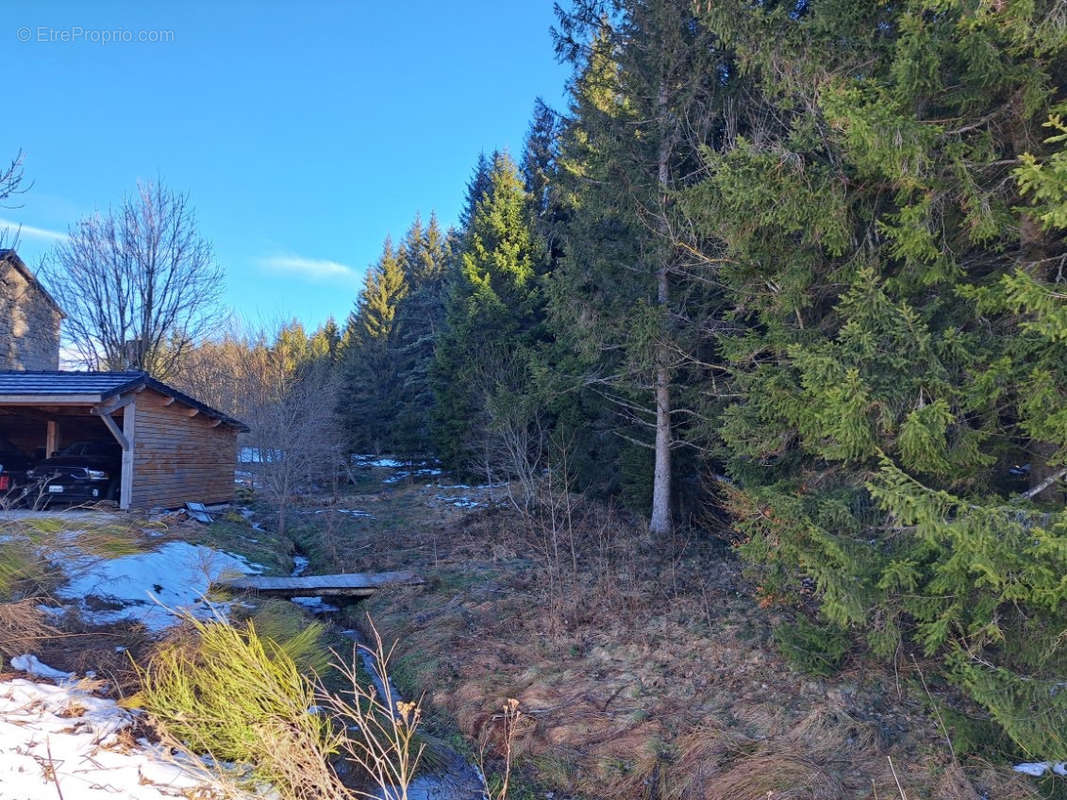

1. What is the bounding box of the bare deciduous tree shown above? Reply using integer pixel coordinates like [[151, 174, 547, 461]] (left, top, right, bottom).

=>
[[46, 181, 223, 377], [0, 150, 30, 250], [0, 150, 27, 209], [467, 346, 546, 510], [244, 360, 344, 537]]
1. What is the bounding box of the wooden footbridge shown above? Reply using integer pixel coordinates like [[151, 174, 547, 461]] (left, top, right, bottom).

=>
[[217, 570, 423, 599]]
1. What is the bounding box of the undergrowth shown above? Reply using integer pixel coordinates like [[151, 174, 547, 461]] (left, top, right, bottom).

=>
[[137, 611, 426, 800], [137, 614, 342, 799]]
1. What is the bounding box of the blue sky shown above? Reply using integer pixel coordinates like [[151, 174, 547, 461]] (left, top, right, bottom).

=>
[[0, 1, 570, 330]]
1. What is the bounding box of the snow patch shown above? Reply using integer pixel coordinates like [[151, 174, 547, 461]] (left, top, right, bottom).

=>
[[0, 677, 234, 799], [1014, 762, 1067, 777], [352, 454, 404, 468], [9, 654, 74, 682], [434, 495, 487, 509], [55, 541, 262, 632]]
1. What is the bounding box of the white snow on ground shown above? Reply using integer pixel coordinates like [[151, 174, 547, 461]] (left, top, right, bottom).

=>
[[433, 481, 507, 490], [351, 454, 405, 468], [300, 508, 374, 518], [1014, 762, 1067, 777], [434, 495, 487, 509], [9, 654, 74, 681], [0, 671, 232, 799], [382, 468, 443, 484], [54, 541, 262, 633]]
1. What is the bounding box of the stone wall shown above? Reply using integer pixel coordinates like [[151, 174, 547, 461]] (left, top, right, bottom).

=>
[[0, 253, 62, 371]]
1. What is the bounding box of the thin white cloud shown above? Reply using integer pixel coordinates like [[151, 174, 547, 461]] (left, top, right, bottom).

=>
[[259, 253, 359, 283], [0, 217, 68, 242]]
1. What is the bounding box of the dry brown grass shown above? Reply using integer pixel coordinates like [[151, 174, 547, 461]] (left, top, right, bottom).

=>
[[0, 599, 58, 658], [308, 480, 1045, 800]]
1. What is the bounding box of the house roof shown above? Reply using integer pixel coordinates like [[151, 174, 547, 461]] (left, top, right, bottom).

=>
[[0, 249, 64, 316], [0, 370, 248, 431]]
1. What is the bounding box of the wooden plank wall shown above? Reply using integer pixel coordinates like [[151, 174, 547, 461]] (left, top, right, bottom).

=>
[[128, 391, 237, 509]]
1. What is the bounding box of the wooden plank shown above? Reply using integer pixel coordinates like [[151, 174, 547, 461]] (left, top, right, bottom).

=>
[[120, 400, 136, 511], [45, 420, 57, 456], [94, 393, 136, 416], [96, 411, 130, 450], [218, 571, 423, 598]]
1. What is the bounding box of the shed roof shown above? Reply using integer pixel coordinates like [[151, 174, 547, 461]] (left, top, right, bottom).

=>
[[0, 370, 248, 431], [0, 249, 64, 316]]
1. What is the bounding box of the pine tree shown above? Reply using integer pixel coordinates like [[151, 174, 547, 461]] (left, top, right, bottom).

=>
[[342, 239, 409, 454], [678, 0, 1067, 756], [432, 152, 545, 473]]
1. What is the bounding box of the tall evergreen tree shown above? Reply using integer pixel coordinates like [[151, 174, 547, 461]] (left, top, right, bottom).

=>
[[549, 1, 725, 531], [432, 152, 545, 473], [458, 152, 496, 235], [678, 0, 1067, 756], [521, 98, 560, 221], [342, 238, 409, 453], [392, 213, 454, 457]]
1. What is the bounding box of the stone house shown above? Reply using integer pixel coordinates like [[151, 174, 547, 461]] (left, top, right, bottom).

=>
[[0, 249, 63, 370]]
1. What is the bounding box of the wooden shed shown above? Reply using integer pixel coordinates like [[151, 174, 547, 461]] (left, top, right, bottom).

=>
[[0, 371, 247, 510]]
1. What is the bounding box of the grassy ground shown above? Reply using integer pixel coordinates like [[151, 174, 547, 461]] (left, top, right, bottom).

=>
[[281, 467, 1049, 800], [0, 474, 1055, 799], [0, 508, 300, 696]]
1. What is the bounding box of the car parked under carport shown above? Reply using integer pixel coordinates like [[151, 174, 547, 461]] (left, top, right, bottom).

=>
[[0, 371, 247, 511]]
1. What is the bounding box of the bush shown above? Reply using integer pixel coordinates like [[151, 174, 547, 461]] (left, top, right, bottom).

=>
[[138, 613, 425, 800], [138, 615, 345, 800], [773, 618, 850, 678]]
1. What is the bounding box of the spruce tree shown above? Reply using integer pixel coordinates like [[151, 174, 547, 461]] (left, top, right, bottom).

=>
[[678, 0, 1067, 757], [392, 213, 454, 457], [549, 0, 725, 531], [431, 152, 545, 473], [341, 238, 409, 454]]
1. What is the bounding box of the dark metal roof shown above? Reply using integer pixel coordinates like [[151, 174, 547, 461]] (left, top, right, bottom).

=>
[[0, 371, 248, 431], [0, 249, 64, 315]]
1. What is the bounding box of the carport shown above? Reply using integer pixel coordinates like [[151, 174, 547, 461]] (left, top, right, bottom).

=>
[[0, 371, 248, 510]]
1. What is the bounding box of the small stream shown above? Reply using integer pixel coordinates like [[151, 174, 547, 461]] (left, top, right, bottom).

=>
[[287, 551, 486, 800]]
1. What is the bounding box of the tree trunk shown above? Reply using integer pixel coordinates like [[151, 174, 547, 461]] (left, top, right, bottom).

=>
[[649, 82, 673, 536], [650, 347, 672, 534]]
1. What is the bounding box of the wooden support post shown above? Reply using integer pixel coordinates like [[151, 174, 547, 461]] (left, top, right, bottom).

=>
[[120, 400, 136, 511], [95, 411, 130, 451], [45, 420, 58, 457], [94, 393, 136, 417]]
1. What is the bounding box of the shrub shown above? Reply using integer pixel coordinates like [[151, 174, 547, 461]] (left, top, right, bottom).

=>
[[773, 618, 850, 678], [139, 613, 426, 800], [138, 615, 345, 800]]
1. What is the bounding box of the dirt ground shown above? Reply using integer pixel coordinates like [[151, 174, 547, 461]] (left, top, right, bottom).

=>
[[275, 468, 1048, 800]]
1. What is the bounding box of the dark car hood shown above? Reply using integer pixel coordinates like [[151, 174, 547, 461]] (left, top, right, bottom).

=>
[[36, 454, 120, 471]]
